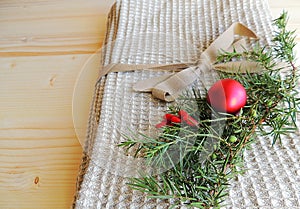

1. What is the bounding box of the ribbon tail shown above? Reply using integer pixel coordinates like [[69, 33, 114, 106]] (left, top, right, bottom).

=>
[[233, 22, 258, 39], [214, 61, 262, 73], [151, 66, 202, 102], [99, 63, 191, 80], [133, 73, 175, 92]]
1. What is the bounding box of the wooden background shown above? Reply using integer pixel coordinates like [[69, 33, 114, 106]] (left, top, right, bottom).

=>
[[0, 0, 299, 208]]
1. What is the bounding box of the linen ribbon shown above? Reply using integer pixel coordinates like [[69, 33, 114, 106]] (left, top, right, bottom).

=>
[[98, 23, 259, 102]]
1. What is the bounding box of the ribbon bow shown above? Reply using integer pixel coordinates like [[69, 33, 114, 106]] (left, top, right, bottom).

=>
[[98, 23, 259, 102]]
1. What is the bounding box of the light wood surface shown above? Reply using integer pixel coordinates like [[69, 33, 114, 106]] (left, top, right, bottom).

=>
[[0, 1, 114, 208], [0, 1, 299, 208]]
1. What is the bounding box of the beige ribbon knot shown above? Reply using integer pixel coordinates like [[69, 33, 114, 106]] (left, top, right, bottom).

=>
[[98, 22, 260, 102]]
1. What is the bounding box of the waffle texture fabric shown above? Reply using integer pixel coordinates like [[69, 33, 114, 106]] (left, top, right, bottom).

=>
[[74, 0, 300, 208]]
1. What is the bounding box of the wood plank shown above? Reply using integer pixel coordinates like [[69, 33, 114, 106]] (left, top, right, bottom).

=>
[[0, 1, 111, 56], [0, 54, 87, 208], [0, 0, 115, 208], [0, 55, 88, 124]]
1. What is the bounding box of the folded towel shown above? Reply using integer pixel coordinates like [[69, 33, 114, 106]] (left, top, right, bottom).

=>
[[74, 0, 300, 208]]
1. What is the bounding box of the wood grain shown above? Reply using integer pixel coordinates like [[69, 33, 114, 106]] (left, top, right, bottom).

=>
[[0, 0, 299, 208], [0, 0, 114, 208]]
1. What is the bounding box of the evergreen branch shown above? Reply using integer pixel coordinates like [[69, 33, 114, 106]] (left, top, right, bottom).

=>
[[119, 12, 299, 208]]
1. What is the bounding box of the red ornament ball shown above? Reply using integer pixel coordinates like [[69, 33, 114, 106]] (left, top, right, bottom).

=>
[[207, 79, 247, 114]]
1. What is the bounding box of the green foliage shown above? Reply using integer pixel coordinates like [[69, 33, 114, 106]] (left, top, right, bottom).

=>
[[118, 12, 299, 208]]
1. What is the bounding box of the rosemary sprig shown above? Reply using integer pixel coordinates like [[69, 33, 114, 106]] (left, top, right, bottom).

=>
[[119, 12, 299, 208]]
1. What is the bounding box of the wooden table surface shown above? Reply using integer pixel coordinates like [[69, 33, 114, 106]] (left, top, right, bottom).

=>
[[0, 1, 299, 208]]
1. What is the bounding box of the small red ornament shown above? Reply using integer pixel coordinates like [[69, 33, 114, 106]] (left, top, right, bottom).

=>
[[155, 110, 199, 128], [207, 79, 247, 114], [178, 110, 199, 127]]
